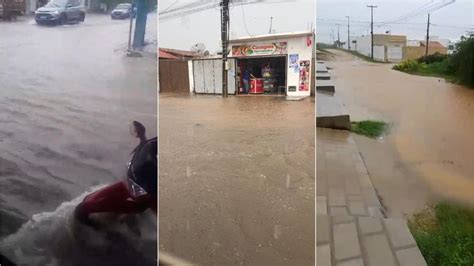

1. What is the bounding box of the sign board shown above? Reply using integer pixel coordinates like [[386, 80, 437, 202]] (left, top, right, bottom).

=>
[[298, 60, 310, 91], [289, 54, 299, 73], [288, 86, 296, 92], [231, 42, 287, 57]]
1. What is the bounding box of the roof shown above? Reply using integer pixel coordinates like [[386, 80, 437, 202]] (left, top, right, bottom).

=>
[[159, 50, 179, 60], [420, 41, 446, 48], [229, 31, 314, 44], [159, 48, 200, 58]]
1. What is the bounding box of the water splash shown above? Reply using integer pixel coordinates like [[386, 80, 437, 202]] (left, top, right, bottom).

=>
[[0, 185, 157, 266]]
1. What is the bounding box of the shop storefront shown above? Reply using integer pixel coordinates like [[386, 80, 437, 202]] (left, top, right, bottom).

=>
[[190, 31, 314, 97]]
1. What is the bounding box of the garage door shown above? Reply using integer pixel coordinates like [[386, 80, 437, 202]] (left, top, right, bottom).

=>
[[192, 59, 235, 94], [388, 46, 403, 62]]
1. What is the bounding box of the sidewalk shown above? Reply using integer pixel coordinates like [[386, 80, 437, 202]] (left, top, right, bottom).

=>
[[316, 128, 426, 266]]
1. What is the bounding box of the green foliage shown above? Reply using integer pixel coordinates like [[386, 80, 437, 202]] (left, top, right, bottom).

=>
[[350, 120, 387, 138], [409, 203, 474, 266], [392, 59, 421, 72], [449, 37, 474, 87], [417, 52, 448, 64], [393, 37, 473, 88]]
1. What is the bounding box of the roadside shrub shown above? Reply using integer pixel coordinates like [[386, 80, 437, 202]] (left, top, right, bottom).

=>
[[393, 59, 420, 72], [450, 37, 474, 87], [417, 52, 448, 64]]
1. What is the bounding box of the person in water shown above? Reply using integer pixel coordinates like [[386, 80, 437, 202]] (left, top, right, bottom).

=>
[[74, 121, 157, 228]]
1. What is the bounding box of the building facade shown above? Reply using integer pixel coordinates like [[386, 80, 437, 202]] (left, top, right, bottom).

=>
[[352, 34, 406, 62], [404, 40, 448, 60], [190, 31, 315, 97]]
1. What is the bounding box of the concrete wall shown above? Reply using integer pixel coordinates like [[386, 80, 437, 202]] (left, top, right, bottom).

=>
[[374, 45, 385, 61], [404, 46, 448, 60], [353, 34, 406, 62], [354, 35, 372, 57], [229, 34, 313, 97]]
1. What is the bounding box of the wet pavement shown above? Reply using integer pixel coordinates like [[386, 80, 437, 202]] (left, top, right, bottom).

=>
[[324, 49, 474, 216], [0, 13, 157, 262], [159, 94, 315, 265]]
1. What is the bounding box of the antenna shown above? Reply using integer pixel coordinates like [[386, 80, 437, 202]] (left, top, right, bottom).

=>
[[269, 16, 273, 34]]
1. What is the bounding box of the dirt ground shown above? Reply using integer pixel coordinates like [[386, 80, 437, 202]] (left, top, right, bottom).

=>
[[159, 94, 315, 265], [323, 49, 474, 217]]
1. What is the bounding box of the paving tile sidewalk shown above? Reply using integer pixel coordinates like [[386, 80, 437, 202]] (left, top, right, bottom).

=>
[[317, 128, 426, 266]]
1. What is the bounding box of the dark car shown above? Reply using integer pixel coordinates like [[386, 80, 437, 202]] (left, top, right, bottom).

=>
[[35, 0, 85, 25], [111, 3, 136, 19]]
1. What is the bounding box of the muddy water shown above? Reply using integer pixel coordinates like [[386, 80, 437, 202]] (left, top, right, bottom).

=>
[[159, 94, 315, 265], [0, 14, 157, 264], [325, 49, 474, 215]]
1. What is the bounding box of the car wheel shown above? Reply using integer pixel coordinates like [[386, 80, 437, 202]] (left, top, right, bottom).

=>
[[79, 12, 85, 22], [59, 14, 67, 25]]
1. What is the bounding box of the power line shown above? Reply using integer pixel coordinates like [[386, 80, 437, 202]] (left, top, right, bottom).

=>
[[241, 3, 251, 35], [378, 0, 455, 26]]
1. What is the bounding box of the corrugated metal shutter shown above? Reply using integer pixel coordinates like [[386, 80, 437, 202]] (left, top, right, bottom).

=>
[[192, 58, 236, 95]]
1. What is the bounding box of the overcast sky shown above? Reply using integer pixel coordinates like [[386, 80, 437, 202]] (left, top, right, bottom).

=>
[[317, 0, 473, 43], [158, 0, 473, 51], [159, 0, 316, 53]]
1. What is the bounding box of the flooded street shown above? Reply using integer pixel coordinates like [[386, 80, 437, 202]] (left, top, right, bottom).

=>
[[0, 14, 157, 264], [159, 94, 315, 265], [325, 49, 474, 216]]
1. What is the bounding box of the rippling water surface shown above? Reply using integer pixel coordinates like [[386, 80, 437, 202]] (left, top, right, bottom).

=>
[[0, 14, 157, 264]]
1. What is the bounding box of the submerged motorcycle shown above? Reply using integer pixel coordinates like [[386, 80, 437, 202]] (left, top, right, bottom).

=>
[[73, 120, 157, 229]]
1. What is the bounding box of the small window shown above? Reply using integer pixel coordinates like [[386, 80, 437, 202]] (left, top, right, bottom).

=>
[[70, 0, 80, 6]]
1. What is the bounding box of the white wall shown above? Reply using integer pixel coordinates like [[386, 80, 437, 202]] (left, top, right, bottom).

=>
[[230, 35, 313, 97], [188, 60, 194, 93], [374, 45, 385, 61], [354, 35, 372, 57]]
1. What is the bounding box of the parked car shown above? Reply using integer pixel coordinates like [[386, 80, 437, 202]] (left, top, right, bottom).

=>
[[111, 3, 136, 20], [35, 0, 85, 25], [0, 0, 26, 21]]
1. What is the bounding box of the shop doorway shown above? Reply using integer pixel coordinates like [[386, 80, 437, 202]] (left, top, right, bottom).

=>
[[236, 56, 287, 95]]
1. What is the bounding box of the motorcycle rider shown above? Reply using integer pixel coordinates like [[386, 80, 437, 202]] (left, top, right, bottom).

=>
[[74, 121, 157, 228]]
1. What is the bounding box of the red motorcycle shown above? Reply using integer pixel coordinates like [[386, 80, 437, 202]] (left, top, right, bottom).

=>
[[73, 121, 157, 229]]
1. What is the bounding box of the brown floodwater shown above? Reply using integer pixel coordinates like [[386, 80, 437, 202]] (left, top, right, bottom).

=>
[[325, 49, 474, 214], [159, 94, 315, 265]]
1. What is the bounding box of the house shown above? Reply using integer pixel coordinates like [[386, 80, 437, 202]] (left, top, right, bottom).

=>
[[189, 31, 315, 96], [352, 34, 406, 62], [159, 48, 200, 61], [404, 40, 448, 60]]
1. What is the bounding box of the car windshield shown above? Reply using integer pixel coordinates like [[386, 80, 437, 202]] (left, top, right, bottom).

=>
[[44, 0, 67, 7], [116, 4, 131, 9]]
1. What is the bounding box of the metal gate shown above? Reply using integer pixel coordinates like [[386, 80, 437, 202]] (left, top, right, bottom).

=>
[[159, 60, 190, 93], [388, 46, 403, 62], [192, 58, 236, 94]]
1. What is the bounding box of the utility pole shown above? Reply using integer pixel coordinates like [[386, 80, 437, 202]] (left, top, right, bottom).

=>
[[331, 29, 335, 46], [425, 13, 430, 56], [127, 3, 134, 51], [269, 16, 273, 34], [133, 0, 148, 48], [346, 16, 350, 50], [367, 5, 377, 59], [221, 0, 230, 97], [336, 23, 340, 48]]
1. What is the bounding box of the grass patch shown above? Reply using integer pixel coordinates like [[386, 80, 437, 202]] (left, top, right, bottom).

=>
[[409, 203, 474, 266], [350, 120, 387, 138], [393, 60, 460, 84]]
